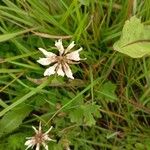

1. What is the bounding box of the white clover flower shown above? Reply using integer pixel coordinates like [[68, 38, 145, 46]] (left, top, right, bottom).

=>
[[25, 122, 55, 150], [37, 39, 85, 79]]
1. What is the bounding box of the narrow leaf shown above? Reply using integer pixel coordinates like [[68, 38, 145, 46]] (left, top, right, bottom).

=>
[[0, 28, 36, 42]]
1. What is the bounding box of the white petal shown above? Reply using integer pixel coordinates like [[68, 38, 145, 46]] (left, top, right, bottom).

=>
[[66, 48, 82, 61], [36, 143, 40, 150], [25, 145, 32, 150], [44, 63, 58, 76], [42, 142, 49, 150], [26, 137, 32, 139], [43, 134, 50, 141], [44, 126, 53, 134], [57, 64, 65, 77], [25, 139, 33, 146], [25, 139, 35, 150], [32, 126, 38, 134], [47, 138, 56, 142], [55, 39, 64, 55], [63, 63, 74, 79], [38, 122, 42, 132], [65, 41, 75, 53], [37, 58, 55, 66], [38, 48, 56, 57]]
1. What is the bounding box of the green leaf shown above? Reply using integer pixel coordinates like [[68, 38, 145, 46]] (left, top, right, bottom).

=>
[[69, 107, 84, 124], [0, 99, 8, 108], [78, 0, 90, 6], [7, 133, 27, 150], [0, 78, 50, 117], [0, 28, 35, 42], [113, 16, 150, 58], [83, 104, 100, 126], [96, 81, 117, 102], [69, 104, 101, 126], [0, 105, 32, 137]]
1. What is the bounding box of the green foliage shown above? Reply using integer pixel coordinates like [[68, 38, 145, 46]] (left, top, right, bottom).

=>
[[0, 131, 31, 150], [69, 103, 101, 126], [0, 29, 34, 42], [0, 105, 32, 137], [96, 81, 117, 102], [78, 0, 90, 6], [7, 133, 27, 150], [48, 142, 63, 150], [113, 16, 150, 58]]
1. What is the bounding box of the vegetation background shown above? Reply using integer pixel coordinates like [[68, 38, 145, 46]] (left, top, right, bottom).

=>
[[0, 0, 150, 149]]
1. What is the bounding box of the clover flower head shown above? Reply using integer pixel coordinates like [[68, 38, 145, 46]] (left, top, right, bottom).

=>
[[25, 122, 55, 150], [37, 39, 85, 79]]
